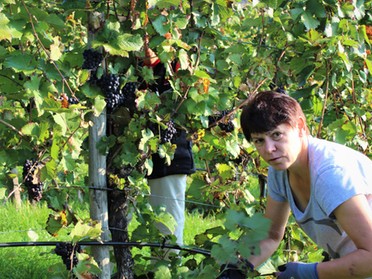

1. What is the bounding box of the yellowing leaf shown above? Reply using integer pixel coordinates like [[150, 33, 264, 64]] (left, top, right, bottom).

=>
[[50, 37, 62, 61]]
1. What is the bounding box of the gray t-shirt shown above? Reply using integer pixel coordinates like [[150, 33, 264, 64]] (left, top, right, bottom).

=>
[[268, 136, 372, 259]]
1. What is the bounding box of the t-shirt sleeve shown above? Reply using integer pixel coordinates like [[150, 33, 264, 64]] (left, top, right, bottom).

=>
[[267, 167, 287, 202], [314, 166, 369, 217]]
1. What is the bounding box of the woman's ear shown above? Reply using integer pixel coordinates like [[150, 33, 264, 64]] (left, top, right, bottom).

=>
[[297, 116, 307, 136]]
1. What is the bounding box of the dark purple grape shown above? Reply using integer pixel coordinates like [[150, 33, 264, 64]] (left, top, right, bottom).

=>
[[82, 49, 103, 70], [160, 120, 177, 143], [98, 74, 123, 112], [55, 242, 81, 271], [22, 159, 43, 202], [209, 110, 235, 133], [68, 96, 79, 105]]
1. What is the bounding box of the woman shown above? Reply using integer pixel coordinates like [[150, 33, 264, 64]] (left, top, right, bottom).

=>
[[239, 91, 372, 278]]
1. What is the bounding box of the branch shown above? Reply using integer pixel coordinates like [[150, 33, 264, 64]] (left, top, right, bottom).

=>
[[0, 119, 24, 137], [235, 78, 268, 111]]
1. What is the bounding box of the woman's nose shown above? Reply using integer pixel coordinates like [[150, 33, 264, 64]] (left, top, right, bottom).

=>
[[264, 139, 276, 153]]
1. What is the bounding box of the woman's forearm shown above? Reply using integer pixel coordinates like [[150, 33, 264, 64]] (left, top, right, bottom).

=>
[[249, 237, 282, 268]]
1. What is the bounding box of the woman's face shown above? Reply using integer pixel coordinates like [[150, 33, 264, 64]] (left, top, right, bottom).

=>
[[251, 123, 303, 171]]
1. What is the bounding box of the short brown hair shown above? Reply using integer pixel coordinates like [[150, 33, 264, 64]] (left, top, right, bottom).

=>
[[240, 91, 308, 141]]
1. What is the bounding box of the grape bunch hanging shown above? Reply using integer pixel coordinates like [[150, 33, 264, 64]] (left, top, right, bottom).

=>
[[54, 242, 81, 271], [160, 120, 177, 143], [98, 74, 123, 112], [22, 159, 43, 202], [208, 110, 235, 133], [82, 49, 103, 70], [121, 82, 137, 110]]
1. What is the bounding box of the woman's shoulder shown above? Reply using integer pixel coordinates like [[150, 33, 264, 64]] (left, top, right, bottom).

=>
[[308, 136, 372, 174]]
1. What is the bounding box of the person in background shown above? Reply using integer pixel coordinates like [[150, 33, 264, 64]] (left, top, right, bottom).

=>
[[230, 90, 372, 279], [143, 46, 195, 250], [147, 127, 195, 249]]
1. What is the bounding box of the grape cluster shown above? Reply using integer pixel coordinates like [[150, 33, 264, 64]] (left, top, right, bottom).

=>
[[98, 74, 123, 111], [209, 110, 235, 133], [122, 82, 137, 110], [160, 120, 177, 143], [22, 159, 43, 202], [55, 242, 81, 271], [82, 49, 103, 70]]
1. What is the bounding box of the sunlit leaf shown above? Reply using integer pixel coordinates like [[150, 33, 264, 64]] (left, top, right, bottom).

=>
[[70, 220, 102, 242], [50, 37, 62, 61], [154, 265, 172, 279]]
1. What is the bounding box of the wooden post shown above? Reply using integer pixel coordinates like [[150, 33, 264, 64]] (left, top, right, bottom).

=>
[[11, 168, 21, 208], [89, 110, 111, 279]]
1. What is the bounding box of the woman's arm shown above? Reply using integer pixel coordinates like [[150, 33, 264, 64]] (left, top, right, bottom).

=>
[[249, 196, 291, 267], [317, 194, 372, 278]]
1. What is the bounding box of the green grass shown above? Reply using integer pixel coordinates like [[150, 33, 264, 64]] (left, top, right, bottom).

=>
[[0, 202, 63, 279], [0, 201, 222, 279]]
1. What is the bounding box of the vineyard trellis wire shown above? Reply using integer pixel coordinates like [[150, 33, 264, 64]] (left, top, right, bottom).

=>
[[0, 240, 211, 257]]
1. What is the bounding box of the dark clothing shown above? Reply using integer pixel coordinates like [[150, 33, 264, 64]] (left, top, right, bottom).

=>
[[140, 60, 195, 179], [147, 130, 195, 179]]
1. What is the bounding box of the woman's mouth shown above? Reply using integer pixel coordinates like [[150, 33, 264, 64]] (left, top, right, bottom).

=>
[[269, 156, 281, 163]]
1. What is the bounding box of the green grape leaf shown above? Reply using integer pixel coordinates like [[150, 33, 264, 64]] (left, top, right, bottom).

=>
[[154, 265, 172, 279], [21, 122, 40, 137], [216, 163, 234, 180], [152, 15, 169, 36], [137, 90, 161, 110], [301, 11, 320, 30], [152, 206, 177, 234], [52, 113, 67, 135], [4, 53, 37, 72], [224, 209, 246, 231], [46, 213, 65, 236], [0, 14, 11, 41], [50, 137, 60, 160], [70, 220, 102, 243]]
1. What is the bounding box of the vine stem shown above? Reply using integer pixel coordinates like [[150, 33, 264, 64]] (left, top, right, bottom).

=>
[[20, 0, 75, 96], [0, 119, 24, 137], [235, 78, 268, 111]]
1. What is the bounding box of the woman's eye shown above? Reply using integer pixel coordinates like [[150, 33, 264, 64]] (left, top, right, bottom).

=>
[[272, 132, 282, 140], [253, 139, 263, 145]]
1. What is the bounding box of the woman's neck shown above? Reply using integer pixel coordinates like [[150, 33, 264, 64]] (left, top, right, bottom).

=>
[[288, 136, 309, 178]]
